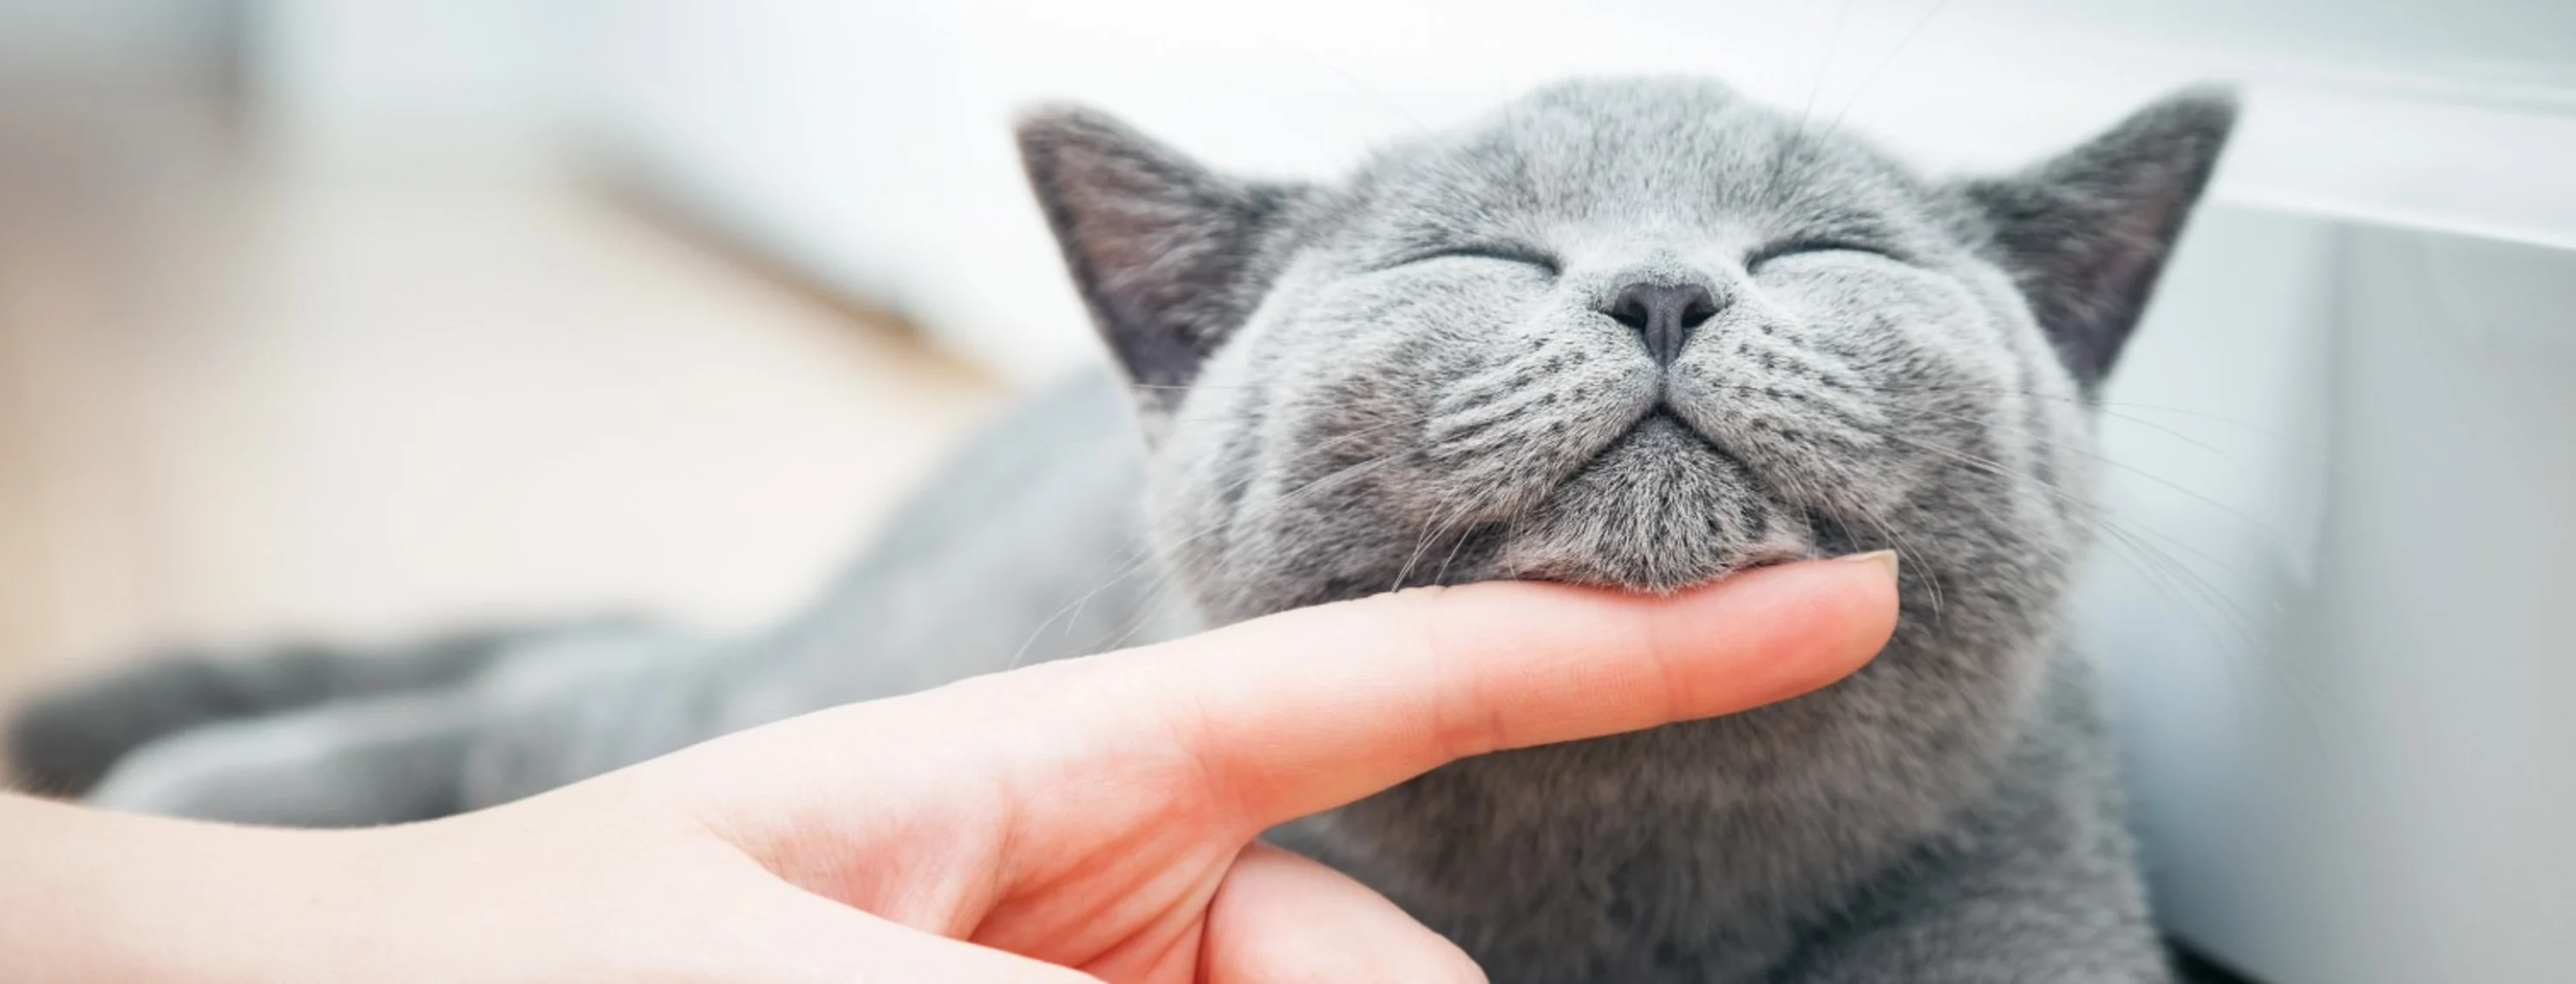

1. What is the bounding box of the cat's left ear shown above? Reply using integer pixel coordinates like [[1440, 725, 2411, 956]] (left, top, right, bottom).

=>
[[1017, 106, 1304, 392], [1961, 88, 2237, 388]]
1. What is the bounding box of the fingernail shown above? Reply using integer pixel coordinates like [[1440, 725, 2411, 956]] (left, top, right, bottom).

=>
[[1840, 549, 1899, 582]]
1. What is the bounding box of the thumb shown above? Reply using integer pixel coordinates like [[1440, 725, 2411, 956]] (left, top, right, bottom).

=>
[[1200, 843, 1483, 984], [755, 882, 1106, 984]]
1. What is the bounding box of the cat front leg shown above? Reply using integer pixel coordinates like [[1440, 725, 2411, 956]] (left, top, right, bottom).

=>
[[88, 687, 481, 827]]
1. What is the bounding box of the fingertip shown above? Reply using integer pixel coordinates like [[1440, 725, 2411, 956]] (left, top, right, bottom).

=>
[[1027, 548, 1906, 833], [1840, 548, 1902, 582], [1799, 551, 1905, 663], [1644, 554, 1903, 712]]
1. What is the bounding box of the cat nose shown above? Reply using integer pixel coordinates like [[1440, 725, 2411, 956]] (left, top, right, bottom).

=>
[[1604, 282, 1719, 365]]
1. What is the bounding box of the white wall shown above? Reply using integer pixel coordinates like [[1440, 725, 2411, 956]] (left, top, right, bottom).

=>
[[572, 0, 2576, 380], [244, 0, 574, 148], [234, 0, 2576, 377]]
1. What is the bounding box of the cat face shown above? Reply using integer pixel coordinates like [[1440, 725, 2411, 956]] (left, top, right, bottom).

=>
[[1021, 77, 2232, 626]]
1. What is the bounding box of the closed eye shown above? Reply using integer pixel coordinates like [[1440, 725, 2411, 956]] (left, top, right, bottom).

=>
[[1746, 239, 1898, 272], [1389, 245, 1561, 276]]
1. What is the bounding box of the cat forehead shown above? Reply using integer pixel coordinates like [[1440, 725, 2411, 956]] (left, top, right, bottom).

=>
[[1335, 78, 1932, 240]]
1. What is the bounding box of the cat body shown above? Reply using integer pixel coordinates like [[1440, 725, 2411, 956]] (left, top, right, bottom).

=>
[[10, 77, 2233, 983]]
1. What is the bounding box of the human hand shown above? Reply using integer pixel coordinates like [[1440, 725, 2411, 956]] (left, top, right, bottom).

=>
[[18, 555, 1896, 983]]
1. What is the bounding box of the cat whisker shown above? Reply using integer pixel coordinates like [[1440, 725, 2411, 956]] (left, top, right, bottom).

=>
[[1793, 0, 1856, 144], [1869, 428, 2349, 752], [1824, 0, 1957, 137], [1887, 402, 2291, 580], [1846, 379, 2287, 440]]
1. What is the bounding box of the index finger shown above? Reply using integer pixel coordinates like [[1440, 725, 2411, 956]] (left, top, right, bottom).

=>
[[1062, 553, 1900, 832]]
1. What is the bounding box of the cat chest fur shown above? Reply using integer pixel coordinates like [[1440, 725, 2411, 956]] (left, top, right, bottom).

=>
[[1271, 634, 2068, 984]]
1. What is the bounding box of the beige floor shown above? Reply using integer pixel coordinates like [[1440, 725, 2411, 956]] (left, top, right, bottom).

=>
[[0, 85, 1004, 714]]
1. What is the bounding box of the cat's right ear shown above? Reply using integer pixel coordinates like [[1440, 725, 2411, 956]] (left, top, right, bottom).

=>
[[1017, 107, 1301, 391]]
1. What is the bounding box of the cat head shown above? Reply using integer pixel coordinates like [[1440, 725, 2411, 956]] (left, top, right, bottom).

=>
[[1018, 77, 2233, 630]]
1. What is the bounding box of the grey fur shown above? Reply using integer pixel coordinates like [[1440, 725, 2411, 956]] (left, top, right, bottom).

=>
[[16, 77, 2232, 982]]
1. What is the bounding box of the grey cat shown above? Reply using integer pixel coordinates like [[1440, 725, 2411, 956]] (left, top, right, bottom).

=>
[[9, 76, 2233, 982]]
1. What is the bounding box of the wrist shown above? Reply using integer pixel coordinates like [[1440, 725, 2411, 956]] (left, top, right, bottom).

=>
[[0, 793, 396, 984]]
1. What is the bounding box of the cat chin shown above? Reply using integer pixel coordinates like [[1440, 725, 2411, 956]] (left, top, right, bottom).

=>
[[1484, 415, 1812, 593]]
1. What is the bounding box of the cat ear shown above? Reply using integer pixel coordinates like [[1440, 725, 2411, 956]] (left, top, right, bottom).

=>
[[1017, 106, 1301, 390], [1961, 88, 2237, 387]]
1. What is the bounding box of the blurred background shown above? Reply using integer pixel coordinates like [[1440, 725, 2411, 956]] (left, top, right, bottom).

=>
[[0, 2, 2569, 982]]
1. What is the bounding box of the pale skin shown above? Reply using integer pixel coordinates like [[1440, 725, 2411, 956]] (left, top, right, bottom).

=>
[[0, 554, 1899, 983]]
